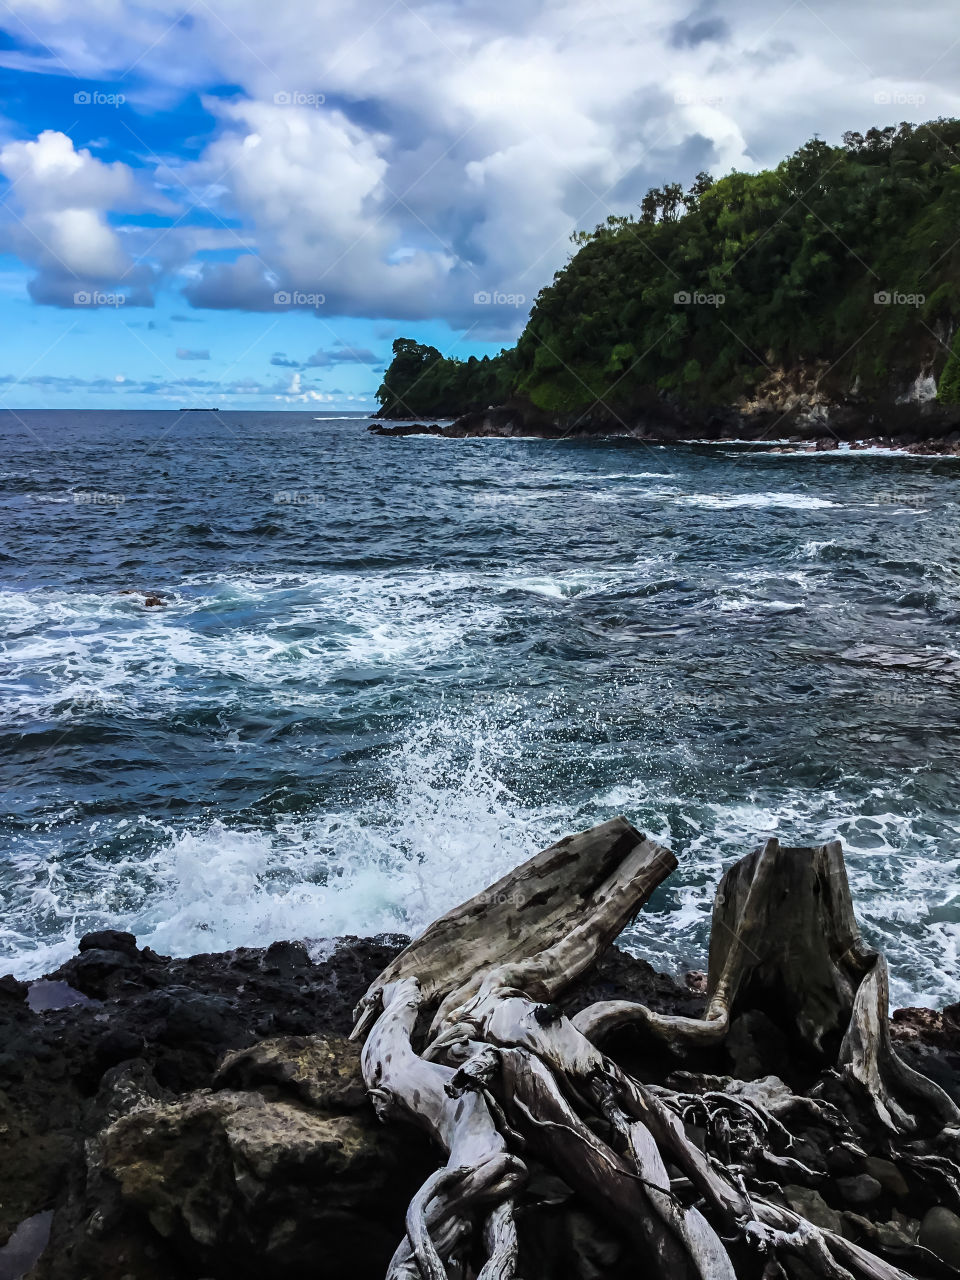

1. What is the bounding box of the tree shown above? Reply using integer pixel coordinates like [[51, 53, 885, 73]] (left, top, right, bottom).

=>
[[684, 170, 714, 209], [376, 339, 444, 416], [378, 118, 960, 421], [659, 181, 686, 221], [639, 189, 660, 223]]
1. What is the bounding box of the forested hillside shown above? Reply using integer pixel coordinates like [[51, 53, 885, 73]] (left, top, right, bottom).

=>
[[377, 120, 960, 419]]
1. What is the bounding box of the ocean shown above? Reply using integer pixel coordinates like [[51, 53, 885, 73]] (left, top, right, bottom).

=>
[[1, 408, 958, 1007]]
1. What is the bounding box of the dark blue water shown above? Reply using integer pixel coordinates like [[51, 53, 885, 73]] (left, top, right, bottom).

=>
[[2, 409, 958, 1005]]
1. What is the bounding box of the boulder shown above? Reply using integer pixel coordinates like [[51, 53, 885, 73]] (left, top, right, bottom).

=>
[[0, 974, 28, 1002], [99, 1044, 433, 1279], [79, 931, 140, 956], [835, 1174, 882, 1206], [784, 1185, 844, 1236], [919, 1206, 960, 1270], [863, 1156, 909, 1200], [783, 1182, 844, 1233], [215, 1036, 367, 1111]]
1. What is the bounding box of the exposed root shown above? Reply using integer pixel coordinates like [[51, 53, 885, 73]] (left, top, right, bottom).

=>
[[355, 822, 958, 1279]]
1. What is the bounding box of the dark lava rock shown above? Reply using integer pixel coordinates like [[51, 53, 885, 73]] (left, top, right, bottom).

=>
[[0, 933, 437, 1279], [94, 1052, 434, 1280], [4, 929, 959, 1280], [835, 1174, 883, 1206], [891, 1003, 960, 1107], [0, 935, 696, 1279], [684, 969, 708, 994], [0, 974, 28, 1002], [562, 948, 701, 1019], [784, 1185, 844, 1235], [79, 930, 139, 955], [262, 939, 312, 975], [561, 948, 706, 1078], [919, 1207, 960, 1270], [863, 1156, 909, 1200]]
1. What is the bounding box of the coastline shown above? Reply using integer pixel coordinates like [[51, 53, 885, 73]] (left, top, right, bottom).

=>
[[0, 932, 702, 1279], [369, 394, 960, 454], [3, 929, 958, 1279], [371, 418, 960, 455]]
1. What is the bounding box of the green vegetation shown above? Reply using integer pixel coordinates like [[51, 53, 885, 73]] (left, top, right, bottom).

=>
[[937, 328, 960, 404], [377, 120, 960, 418], [374, 338, 516, 417]]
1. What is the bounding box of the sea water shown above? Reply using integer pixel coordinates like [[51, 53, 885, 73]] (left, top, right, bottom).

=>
[[1, 409, 958, 1007]]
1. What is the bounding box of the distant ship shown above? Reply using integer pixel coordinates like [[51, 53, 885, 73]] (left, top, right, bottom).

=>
[[179, 407, 220, 411]]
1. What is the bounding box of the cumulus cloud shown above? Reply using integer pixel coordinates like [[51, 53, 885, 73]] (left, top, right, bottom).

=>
[[175, 347, 210, 359], [179, 97, 455, 319], [1, 0, 959, 329], [0, 130, 167, 305]]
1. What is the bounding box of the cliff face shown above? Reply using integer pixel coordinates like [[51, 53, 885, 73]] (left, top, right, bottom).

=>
[[373, 359, 960, 446]]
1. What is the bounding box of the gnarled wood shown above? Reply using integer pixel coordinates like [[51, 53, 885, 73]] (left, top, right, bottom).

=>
[[574, 837, 959, 1135], [361, 978, 526, 1280], [352, 817, 675, 1040], [357, 824, 959, 1280]]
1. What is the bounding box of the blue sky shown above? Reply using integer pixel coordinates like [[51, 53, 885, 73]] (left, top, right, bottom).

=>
[[0, 0, 956, 409]]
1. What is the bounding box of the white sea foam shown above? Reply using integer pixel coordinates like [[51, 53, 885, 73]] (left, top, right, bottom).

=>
[[674, 492, 840, 509], [718, 597, 804, 613], [0, 720, 557, 978], [499, 558, 674, 600], [792, 539, 838, 559], [2, 560, 958, 1008], [6, 562, 703, 721], [4, 710, 957, 1010], [611, 786, 960, 1010], [778, 443, 960, 459], [0, 571, 506, 719]]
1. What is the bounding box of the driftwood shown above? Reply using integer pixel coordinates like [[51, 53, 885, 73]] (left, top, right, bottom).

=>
[[354, 822, 960, 1279]]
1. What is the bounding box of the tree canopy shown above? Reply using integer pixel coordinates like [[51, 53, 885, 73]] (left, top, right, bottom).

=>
[[377, 120, 960, 418]]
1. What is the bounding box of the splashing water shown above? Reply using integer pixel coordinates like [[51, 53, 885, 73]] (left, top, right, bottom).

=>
[[2, 410, 959, 1010]]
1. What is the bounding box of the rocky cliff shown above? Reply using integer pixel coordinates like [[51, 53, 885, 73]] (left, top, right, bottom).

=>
[[372, 361, 960, 449]]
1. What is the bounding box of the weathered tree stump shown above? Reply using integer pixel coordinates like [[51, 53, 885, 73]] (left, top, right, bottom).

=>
[[354, 824, 960, 1280]]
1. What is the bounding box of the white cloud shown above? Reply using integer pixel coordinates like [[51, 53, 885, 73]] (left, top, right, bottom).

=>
[[178, 98, 459, 319], [0, 130, 167, 303], [1, 0, 959, 325]]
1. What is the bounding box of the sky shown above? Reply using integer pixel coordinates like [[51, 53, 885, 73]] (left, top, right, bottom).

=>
[[0, 0, 957, 410]]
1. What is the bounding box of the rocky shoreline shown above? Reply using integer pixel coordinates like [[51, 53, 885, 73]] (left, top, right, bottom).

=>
[[371, 418, 960, 454], [371, 417, 960, 454], [1, 929, 957, 1279], [0, 931, 703, 1280], [369, 390, 960, 453]]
